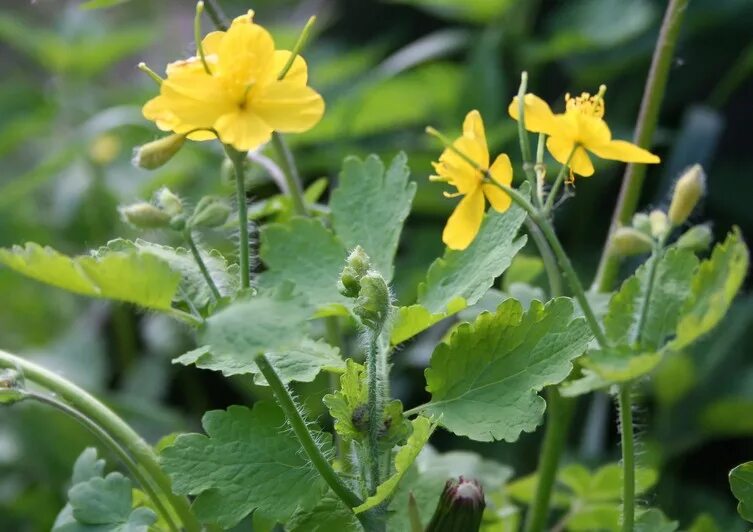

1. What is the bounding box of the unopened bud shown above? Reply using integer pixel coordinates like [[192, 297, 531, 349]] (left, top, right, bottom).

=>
[[132, 134, 185, 170], [676, 224, 713, 252], [89, 134, 121, 165], [189, 196, 231, 229], [338, 247, 371, 298], [0, 369, 26, 405], [119, 203, 170, 229], [354, 273, 391, 331], [631, 213, 652, 236], [156, 187, 183, 217], [668, 165, 706, 226], [649, 209, 669, 239], [426, 477, 485, 532], [612, 227, 653, 256]]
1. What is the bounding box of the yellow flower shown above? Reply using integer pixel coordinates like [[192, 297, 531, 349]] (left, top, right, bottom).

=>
[[430, 110, 513, 251], [143, 11, 324, 151], [508, 87, 659, 178]]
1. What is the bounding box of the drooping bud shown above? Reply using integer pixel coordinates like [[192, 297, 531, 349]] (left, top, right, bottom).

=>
[[649, 209, 669, 239], [132, 134, 185, 170], [119, 202, 171, 229], [338, 246, 371, 298], [188, 196, 231, 229], [668, 165, 706, 226], [0, 369, 26, 405], [354, 272, 391, 331], [611, 227, 653, 256], [425, 477, 485, 532], [156, 187, 183, 217], [676, 224, 713, 252], [631, 212, 652, 236]]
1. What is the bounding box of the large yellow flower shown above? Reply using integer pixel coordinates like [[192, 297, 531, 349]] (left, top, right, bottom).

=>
[[143, 11, 324, 151], [430, 110, 512, 250], [508, 87, 659, 178]]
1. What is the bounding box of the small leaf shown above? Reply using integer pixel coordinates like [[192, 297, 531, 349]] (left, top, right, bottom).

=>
[[354, 416, 436, 513], [287, 495, 363, 532], [390, 297, 465, 345], [160, 402, 331, 528], [331, 153, 416, 281], [424, 298, 592, 441], [731, 462, 753, 523], [634, 508, 679, 532], [71, 447, 105, 485]]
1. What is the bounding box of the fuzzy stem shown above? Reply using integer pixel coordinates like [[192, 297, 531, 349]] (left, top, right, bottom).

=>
[[592, 0, 690, 292], [254, 354, 363, 509], [618, 385, 635, 531], [184, 229, 222, 302], [0, 350, 199, 532], [270, 133, 308, 216], [366, 331, 382, 495], [225, 146, 251, 289]]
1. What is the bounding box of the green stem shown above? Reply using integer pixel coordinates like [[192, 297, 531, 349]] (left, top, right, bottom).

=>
[[184, 229, 222, 303], [24, 391, 179, 532], [203, 0, 228, 30], [0, 350, 200, 532], [516, 71, 537, 194], [271, 132, 308, 216], [618, 385, 635, 531], [366, 331, 382, 495], [543, 147, 576, 213], [591, 0, 690, 292], [524, 218, 563, 303], [524, 388, 574, 532], [225, 146, 251, 289], [254, 354, 363, 509], [534, 132, 546, 207]]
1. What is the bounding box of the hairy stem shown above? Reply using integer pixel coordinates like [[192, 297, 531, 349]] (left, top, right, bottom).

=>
[[0, 350, 200, 532], [225, 146, 251, 289], [366, 331, 382, 494], [184, 229, 221, 302], [271, 133, 308, 216], [592, 0, 690, 292], [618, 385, 635, 531]]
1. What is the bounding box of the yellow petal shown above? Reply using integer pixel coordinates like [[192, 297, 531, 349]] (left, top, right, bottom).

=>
[[462, 110, 489, 169], [574, 114, 611, 149], [217, 19, 275, 87], [436, 137, 483, 195], [214, 110, 272, 151], [482, 184, 511, 213], [252, 80, 324, 133], [488, 153, 513, 187], [508, 93, 569, 137], [143, 96, 178, 132], [442, 186, 485, 250], [547, 136, 594, 177], [201, 31, 225, 56], [273, 51, 308, 84], [589, 140, 660, 164]]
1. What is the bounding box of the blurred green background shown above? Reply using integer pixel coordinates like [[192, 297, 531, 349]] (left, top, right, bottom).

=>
[[1, 0, 753, 529]]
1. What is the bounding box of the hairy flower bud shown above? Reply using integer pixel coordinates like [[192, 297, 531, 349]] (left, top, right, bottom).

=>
[[668, 164, 706, 226], [119, 202, 170, 229], [132, 134, 185, 170], [426, 477, 485, 532], [649, 209, 669, 239], [338, 247, 371, 298], [612, 227, 653, 256], [0, 369, 26, 405], [354, 273, 391, 331], [676, 224, 713, 252], [631, 212, 652, 236], [156, 187, 183, 217], [189, 196, 231, 229]]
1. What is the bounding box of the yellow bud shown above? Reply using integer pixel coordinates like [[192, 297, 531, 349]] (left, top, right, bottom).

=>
[[668, 164, 706, 226], [119, 203, 170, 229], [611, 227, 653, 256], [649, 210, 669, 239], [132, 134, 185, 170]]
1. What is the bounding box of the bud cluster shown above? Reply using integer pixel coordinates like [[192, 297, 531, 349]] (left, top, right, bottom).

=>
[[120, 187, 229, 232], [338, 247, 391, 332]]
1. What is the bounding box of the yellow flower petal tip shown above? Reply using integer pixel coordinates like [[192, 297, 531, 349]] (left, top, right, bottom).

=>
[[430, 111, 513, 250]]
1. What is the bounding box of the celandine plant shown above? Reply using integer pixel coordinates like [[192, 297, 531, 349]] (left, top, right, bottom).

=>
[[1, 1, 752, 531]]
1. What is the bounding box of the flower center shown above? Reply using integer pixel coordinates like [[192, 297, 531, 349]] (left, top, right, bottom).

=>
[[565, 85, 607, 118]]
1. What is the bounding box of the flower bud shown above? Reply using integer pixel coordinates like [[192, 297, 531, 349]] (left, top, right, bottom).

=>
[[156, 187, 183, 217], [188, 196, 231, 229], [88, 134, 121, 165], [676, 224, 713, 252], [631, 212, 652, 236], [338, 247, 371, 298], [132, 134, 185, 170], [649, 209, 669, 239], [668, 164, 706, 226], [611, 227, 653, 256], [119, 202, 171, 229], [354, 273, 391, 331], [425, 477, 485, 532], [0, 369, 26, 405]]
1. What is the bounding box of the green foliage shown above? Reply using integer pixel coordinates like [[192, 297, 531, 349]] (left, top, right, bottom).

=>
[[287, 495, 363, 532], [730, 462, 753, 523], [423, 298, 592, 441], [160, 402, 330, 528]]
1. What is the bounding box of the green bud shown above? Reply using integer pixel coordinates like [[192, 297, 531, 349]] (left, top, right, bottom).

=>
[[611, 227, 653, 256], [188, 196, 231, 229], [631, 212, 652, 235], [156, 187, 183, 217], [668, 164, 706, 226], [132, 134, 185, 170], [338, 246, 372, 298], [0, 369, 26, 405], [425, 477, 485, 532], [119, 202, 170, 229], [354, 272, 391, 331], [169, 214, 188, 232], [649, 209, 669, 239], [676, 224, 713, 252]]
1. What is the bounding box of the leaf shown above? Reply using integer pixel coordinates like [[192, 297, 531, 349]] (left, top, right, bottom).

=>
[[287, 495, 363, 532], [731, 462, 753, 523], [0, 243, 180, 310], [174, 285, 344, 382], [71, 447, 105, 485], [503, 254, 544, 290], [331, 153, 416, 281], [634, 508, 679, 532], [423, 298, 592, 441], [672, 228, 749, 349], [160, 402, 330, 528], [80, 0, 130, 9], [258, 217, 349, 312], [391, 297, 465, 345], [354, 416, 436, 513]]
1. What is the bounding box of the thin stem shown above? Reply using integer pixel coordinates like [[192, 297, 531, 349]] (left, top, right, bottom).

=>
[[194, 2, 212, 75], [184, 229, 222, 303], [516, 72, 537, 195], [277, 16, 317, 81], [254, 354, 363, 509], [525, 219, 563, 298], [403, 403, 428, 418], [0, 350, 200, 532], [225, 146, 251, 289], [164, 306, 203, 327], [524, 388, 574, 532], [543, 147, 576, 213], [618, 385, 635, 531], [592, 0, 690, 292], [203, 0, 228, 31], [534, 133, 546, 207], [271, 133, 308, 216], [366, 332, 382, 495], [24, 392, 179, 532]]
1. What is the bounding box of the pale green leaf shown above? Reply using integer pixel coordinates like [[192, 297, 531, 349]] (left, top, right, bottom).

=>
[[391, 297, 465, 345], [424, 298, 592, 441], [567, 503, 620, 531], [287, 495, 363, 532], [71, 447, 105, 485], [331, 153, 415, 281], [634, 508, 679, 532], [160, 402, 330, 528]]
